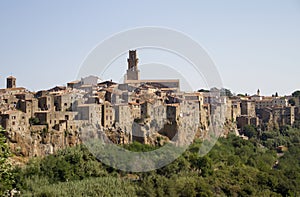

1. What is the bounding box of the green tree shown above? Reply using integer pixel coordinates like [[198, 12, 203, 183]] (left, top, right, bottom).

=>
[[221, 88, 233, 97], [292, 90, 300, 97], [0, 126, 14, 195], [198, 89, 210, 93], [294, 120, 300, 129], [29, 117, 40, 125], [288, 98, 296, 106], [243, 125, 257, 139], [21, 177, 138, 197]]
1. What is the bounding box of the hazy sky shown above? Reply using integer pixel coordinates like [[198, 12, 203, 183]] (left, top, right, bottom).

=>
[[0, 0, 299, 95]]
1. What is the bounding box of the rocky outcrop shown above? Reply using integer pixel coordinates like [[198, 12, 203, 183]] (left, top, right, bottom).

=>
[[6, 125, 80, 157]]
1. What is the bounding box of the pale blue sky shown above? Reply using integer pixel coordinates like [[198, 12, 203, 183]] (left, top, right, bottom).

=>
[[0, 0, 299, 95]]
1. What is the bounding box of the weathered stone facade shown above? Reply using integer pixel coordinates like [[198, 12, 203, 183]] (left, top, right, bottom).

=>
[[1, 51, 298, 159]]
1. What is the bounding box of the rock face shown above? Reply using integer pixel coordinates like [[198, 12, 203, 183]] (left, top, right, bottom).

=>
[[7, 125, 81, 157]]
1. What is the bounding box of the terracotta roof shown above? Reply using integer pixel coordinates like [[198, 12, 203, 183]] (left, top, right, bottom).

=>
[[128, 102, 140, 106], [165, 103, 180, 107], [262, 96, 274, 100], [68, 80, 81, 84], [160, 88, 178, 90], [6, 87, 25, 91], [3, 110, 19, 115], [77, 104, 97, 107], [114, 103, 129, 106], [80, 84, 92, 88], [0, 87, 26, 92], [35, 111, 50, 113], [126, 79, 179, 83]]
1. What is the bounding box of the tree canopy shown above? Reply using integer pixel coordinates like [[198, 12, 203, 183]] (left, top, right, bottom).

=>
[[0, 126, 14, 195], [292, 90, 300, 97], [2, 126, 300, 196]]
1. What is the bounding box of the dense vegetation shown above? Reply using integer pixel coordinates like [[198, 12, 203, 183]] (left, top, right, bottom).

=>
[[0, 126, 14, 195], [1, 126, 300, 196]]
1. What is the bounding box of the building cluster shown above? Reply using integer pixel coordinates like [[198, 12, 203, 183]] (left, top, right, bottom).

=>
[[0, 50, 299, 156], [234, 90, 299, 131]]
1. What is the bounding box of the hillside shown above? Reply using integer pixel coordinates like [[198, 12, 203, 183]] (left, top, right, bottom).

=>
[[1, 126, 300, 196]]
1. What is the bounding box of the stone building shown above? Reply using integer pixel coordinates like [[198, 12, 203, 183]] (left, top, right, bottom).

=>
[[17, 97, 39, 117], [256, 108, 273, 125], [166, 103, 180, 123], [141, 99, 166, 127], [255, 97, 288, 109], [273, 106, 295, 126], [0, 110, 29, 132], [241, 100, 256, 117], [53, 92, 76, 111], [125, 50, 140, 81], [67, 80, 82, 89], [237, 115, 259, 131], [256, 106, 295, 129], [6, 76, 16, 89], [81, 75, 100, 86], [114, 104, 131, 126], [38, 95, 54, 111], [231, 99, 241, 122], [76, 104, 102, 127], [101, 101, 115, 128], [114, 104, 133, 138], [48, 86, 66, 92], [200, 104, 210, 130], [1, 94, 19, 110], [272, 97, 288, 108], [182, 90, 210, 130], [128, 102, 141, 119], [223, 98, 232, 121]]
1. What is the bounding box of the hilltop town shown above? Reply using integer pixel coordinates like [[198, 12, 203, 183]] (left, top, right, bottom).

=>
[[0, 50, 299, 158]]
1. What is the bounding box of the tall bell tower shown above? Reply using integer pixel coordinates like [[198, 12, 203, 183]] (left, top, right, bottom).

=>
[[7, 76, 16, 89], [125, 50, 140, 81]]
